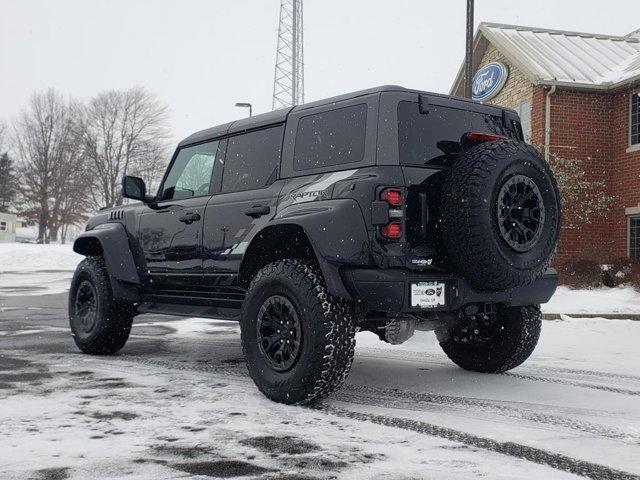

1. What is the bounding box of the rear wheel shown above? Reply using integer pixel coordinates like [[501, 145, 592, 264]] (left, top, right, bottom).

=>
[[68, 257, 135, 355], [438, 305, 541, 373], [240, 259, 356, 405]]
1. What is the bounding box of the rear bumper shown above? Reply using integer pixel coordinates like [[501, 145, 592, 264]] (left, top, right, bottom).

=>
[[341, 267, 558, 313]]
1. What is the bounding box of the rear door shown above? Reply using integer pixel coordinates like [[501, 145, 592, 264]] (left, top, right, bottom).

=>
[[203, 125, 285, 277], [138, 139, 222, 289]]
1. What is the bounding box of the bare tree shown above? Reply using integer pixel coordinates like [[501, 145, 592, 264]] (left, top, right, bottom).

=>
[[48, 109, 92, 242], [77, 87, 170, 208], [12, 90, 90, 243], [0, 123, 17, 213]]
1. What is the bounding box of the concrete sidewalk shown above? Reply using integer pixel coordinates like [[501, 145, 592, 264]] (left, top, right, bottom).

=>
[[542, 313, 640, 321]]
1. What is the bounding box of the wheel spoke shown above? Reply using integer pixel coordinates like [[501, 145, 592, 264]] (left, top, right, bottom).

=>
[[496, 175, 545, 252], [256, 295, 302, 372]]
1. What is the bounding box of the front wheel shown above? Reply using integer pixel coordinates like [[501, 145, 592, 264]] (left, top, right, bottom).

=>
[[68, 257, 135, 355], [240, 259, 357, 405], [438, 305, 541, 373]]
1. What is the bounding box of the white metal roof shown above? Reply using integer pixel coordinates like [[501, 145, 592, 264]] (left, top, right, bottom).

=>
[[451, 23, 640, 94]]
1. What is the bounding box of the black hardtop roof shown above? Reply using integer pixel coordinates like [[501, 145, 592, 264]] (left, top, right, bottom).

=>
[[178, 85, 510, 147]]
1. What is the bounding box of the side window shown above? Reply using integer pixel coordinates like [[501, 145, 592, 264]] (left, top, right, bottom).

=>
[[293, 104, 367, 171], [221, 125, 284, 193], [161, 140, 220, 201]]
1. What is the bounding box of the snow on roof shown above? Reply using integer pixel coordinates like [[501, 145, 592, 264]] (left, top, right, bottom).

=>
[[451, 23, 640, 94]]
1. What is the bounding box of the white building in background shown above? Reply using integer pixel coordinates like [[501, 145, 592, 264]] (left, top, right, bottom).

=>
[[0, 212, 18, 242]]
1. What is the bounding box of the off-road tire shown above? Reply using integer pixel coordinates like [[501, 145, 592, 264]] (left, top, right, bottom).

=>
[[68, 256, 135, 355], [240, 259, 357, 405], [440, 140, 560, 291], [438, 305, 541, 373]]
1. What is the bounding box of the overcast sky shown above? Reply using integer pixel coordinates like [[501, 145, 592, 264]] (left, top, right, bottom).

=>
[[1, 0, 638, 143]]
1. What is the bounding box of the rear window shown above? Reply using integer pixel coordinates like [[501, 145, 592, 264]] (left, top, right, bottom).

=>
[[398, 101, 510, 167], [294, 104, 367, 171]]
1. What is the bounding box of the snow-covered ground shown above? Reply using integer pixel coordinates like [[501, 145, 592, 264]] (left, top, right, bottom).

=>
[[544, 285, 640, 315], [0, 243, 82, 296], [2, 242, 640, 478], [1, 316, 639, 479], [2, 243, 639, 316]]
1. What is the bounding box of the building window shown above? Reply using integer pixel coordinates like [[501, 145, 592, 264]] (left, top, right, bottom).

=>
[[630, 216, 640, 259], [631, 92, 639, 146], [0, 221, 6, 231]]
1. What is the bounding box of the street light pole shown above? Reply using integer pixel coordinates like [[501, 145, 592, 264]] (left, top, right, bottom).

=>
[[235, 102, 253, 117], [465, 0, 474, 99]]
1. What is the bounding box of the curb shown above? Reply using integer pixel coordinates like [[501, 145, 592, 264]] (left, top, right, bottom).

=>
[[542, 313, 640, 321]]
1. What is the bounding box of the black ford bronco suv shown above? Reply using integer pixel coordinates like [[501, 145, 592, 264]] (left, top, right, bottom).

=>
[[69, 86, 560, 405]]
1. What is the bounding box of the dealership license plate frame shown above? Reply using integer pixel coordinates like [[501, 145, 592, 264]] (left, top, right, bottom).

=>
[[411, 281, 446, 309]]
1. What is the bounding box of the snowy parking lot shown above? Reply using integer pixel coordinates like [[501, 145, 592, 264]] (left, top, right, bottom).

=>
[[1, 244, 640, 480]]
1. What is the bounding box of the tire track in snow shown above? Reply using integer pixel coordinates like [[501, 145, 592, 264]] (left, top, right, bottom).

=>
[[358, 346, 640, 382], [114, 355, 248, 378], [338, 384, 637, 443], [525, 367, 640, 383], [504, 372, 640, 396], [321, 406, 640, 480], [103, 353, 637, 444], [357, 348, 640, 395]]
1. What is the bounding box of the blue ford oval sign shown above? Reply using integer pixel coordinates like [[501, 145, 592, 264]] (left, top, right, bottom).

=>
[[472, 62, 508, 102]]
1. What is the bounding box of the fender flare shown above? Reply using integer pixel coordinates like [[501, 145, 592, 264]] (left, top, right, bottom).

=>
[[73, 223, 140, 302], [244, 199, 370, 298]]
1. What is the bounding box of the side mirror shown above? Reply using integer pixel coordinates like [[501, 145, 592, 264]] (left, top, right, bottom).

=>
[[122, 175, 148, 202]]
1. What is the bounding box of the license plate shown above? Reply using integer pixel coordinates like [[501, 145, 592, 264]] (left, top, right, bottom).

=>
[[411, 282, 446, 308]]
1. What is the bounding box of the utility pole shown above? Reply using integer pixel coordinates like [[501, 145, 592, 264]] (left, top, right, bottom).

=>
[[465, 0, 474, 98], [272, 0, 304, 110]]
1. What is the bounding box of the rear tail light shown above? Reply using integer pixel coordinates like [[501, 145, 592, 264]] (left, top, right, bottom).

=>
[[380, 188, 403, 207], [378, 187, 404, 240], [464, 132, 508, 143], [380, 221, 403, 240]]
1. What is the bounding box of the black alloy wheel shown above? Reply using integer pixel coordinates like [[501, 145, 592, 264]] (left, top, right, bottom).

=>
[[497, 174, 546, 252], [74, 280, 98, 334], [240, 259, 357, 405], [256, 295, 302, 371], [68, 256, 135, 355], [439, 140, 561, 291]]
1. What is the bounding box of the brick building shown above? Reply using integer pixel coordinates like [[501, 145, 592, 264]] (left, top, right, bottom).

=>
[[451, 23, 640, 263]]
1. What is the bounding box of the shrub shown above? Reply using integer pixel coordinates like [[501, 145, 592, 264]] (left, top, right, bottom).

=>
[[601, 258, 640, 288], [554, 259, 603, 288], [554, 258, 640, 289]]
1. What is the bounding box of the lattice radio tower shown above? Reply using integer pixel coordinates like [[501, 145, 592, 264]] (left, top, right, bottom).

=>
[[272, 0, 304, 110]]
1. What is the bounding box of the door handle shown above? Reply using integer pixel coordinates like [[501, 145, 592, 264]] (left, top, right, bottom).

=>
[[244, 204, 271, 218], [178, 212, 201, 224]]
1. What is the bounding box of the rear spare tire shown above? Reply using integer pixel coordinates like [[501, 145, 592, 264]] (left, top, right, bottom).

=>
[[440, 140, 560, 291]]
